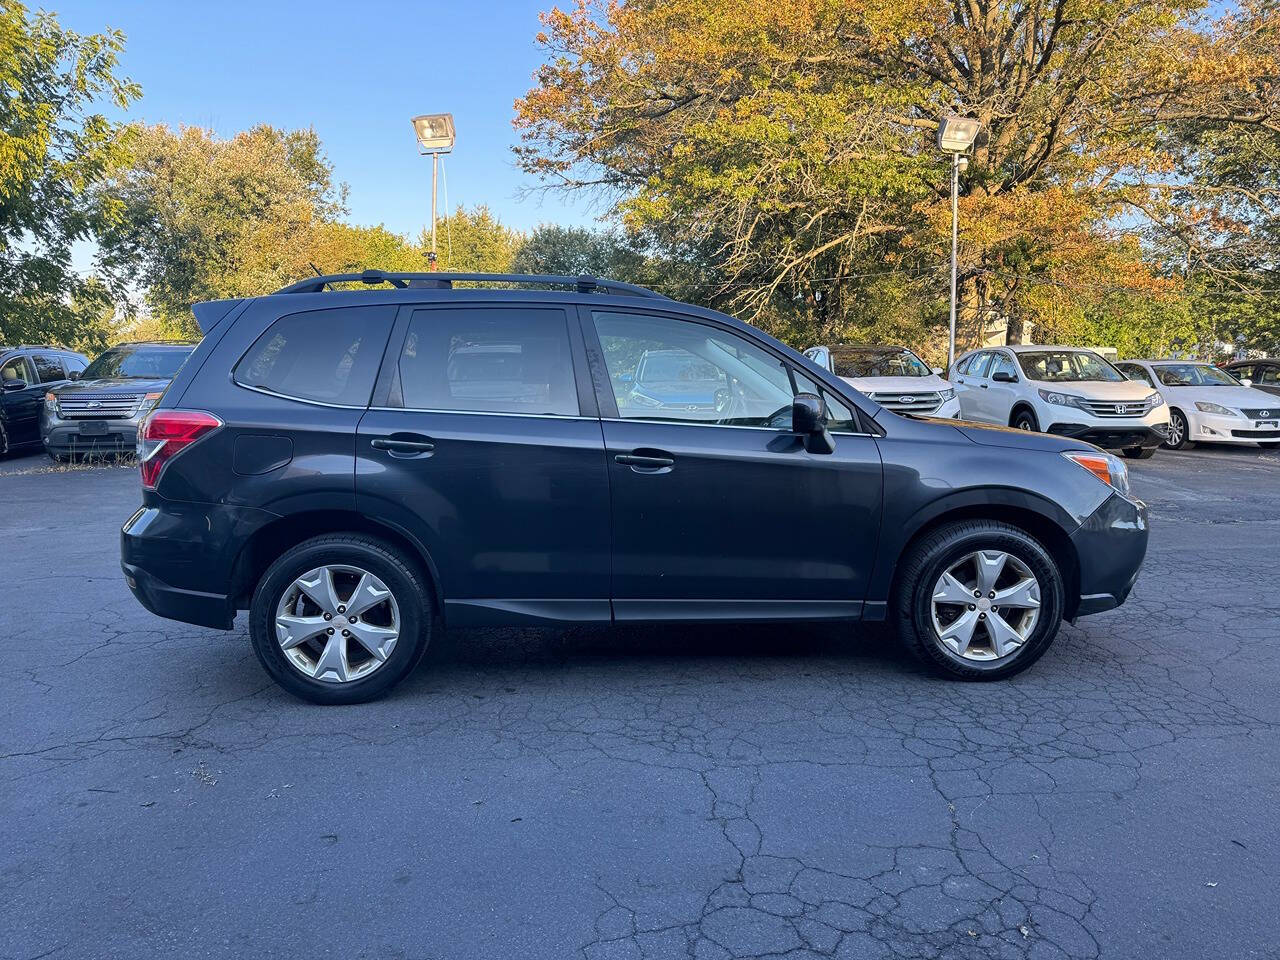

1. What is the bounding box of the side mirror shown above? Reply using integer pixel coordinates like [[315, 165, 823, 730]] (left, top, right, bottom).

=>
[[792, 393, 835, 454], [991, 370, 1017, 383], [931, 367, 943, 376], [2, 378, 26, 392], [69, 370, 81, 381], [1240, 378, 1253, 388]]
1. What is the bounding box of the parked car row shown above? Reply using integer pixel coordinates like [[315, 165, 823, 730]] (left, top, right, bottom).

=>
[[0, 341, 196, 460], [805, 342, 1279, 457]]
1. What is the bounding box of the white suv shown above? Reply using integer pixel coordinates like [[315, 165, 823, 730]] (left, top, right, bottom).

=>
[[950, 346, 1169, 458], [805, 344, 961, 418]]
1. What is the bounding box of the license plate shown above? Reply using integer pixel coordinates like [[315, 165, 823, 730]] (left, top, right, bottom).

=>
[[1257, 421, 1278, 429], [78, 420, 109, 436]]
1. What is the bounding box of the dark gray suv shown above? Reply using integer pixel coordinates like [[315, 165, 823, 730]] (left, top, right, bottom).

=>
[[121, 271, 1150, 704]]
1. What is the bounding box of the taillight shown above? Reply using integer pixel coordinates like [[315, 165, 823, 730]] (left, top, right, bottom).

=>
[[138, 410, 223, 490]]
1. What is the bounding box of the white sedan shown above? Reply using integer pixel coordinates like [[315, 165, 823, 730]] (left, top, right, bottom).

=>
[[804, 344, 961, 418], [1115, 360, 1280, 449]]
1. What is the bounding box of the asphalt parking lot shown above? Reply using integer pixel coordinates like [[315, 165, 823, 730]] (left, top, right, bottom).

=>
[[2, 445, 1278, 960]]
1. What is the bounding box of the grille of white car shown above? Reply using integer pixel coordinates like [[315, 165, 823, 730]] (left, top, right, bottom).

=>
[[1240, 407, 1277, 419], [56, 394, 144, 420], [867, 392, 943, 415], [1079, 397, 1157, 418]]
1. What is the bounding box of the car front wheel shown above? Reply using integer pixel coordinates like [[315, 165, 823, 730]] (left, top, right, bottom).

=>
[[249, 534, 432, 704], [1164, 409, 1194, 450], [893, 520, 1065, 680], [1011, 408, 1040, 432]]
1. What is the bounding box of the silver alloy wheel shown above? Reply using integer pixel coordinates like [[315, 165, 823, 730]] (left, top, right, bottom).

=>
[[275, 564, 400, 683], [930, 550, 1041, 661], [1166, 412, 1185, 447]]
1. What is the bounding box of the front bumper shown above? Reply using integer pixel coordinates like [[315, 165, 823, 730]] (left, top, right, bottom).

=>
[[1188, 410, 1280, 444], [1047, 422, 1167, 452], [1069, 492, 1149, 620], [42, 413, 139, 456]]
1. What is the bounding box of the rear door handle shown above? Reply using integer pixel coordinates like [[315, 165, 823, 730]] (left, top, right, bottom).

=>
[[615, 451, 675, 471], [371, 437, 435, 457]]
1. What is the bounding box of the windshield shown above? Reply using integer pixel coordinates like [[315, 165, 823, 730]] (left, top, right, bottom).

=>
[[1016, 350, 1125, 383], [831, 348, 931, 379], [83, 345, 194, 380], [1153, 363, 1239, 387]]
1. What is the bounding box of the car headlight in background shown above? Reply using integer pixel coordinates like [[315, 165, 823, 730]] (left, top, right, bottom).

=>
[[1038, 389, 1089, 410], [1148, 392, 1165, 408], [938, 388, 956, 401], [1063, 450, 1131, 497], [135, 392, 165, 418], [1194, 401, 1235, 416]]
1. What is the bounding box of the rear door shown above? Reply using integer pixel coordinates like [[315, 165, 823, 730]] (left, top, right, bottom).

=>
[[582, 306, 882, 618], [356, 302, 611, 625], [2, 355, 42, 445]]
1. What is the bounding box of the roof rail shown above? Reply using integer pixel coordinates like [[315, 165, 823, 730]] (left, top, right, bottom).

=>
[[273, 269, 667, 300], [13, 344, 63, 351]]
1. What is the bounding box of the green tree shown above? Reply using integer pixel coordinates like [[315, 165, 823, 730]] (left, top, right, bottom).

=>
[[0, 1, 139, 346], [426, 204, 523, 274], [512, 224, 644, 278]]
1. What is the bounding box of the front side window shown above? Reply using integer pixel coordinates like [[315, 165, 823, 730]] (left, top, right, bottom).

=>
[[1228, 364, 1254, 381], [32, 355, 65, 383], [394, 307, 578, 416], [989, 352, 1018, 380], [1016, 350, 1124, 383], [593, 311, 797, 427], [64, 355, 87, 375], [85, 344, 194, 381], [1259, 366, 1279, 385], [792, 369, 859, 432], [1152, 363, 1239, 387], [235, 308, 392, 406]]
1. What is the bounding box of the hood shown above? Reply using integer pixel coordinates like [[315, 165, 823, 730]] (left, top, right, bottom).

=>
[[633, 380, 720, 404], [1158, 384, 1279, 410], [52, 377, 172, 395], [841, 373, 952, 395], [951, 420, 1093, 453], [1028, 379, 1155, 402]]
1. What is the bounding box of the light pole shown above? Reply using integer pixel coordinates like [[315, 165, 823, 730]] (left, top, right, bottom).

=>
[[937, 113, 981, 368], [411, 113, 457, 270]]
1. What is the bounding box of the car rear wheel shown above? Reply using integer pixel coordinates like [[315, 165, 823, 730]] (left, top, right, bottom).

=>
[[1122, 446, 1157, 459], [249, 534, 432, 704], [0, 421, 8, 457], [1164, 409, 1194, 449], [893, 520, 1065, 680], [1011, 408, 1039, 432]]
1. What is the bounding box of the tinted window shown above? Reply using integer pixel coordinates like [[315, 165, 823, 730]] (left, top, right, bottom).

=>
[[1259, 366, 1279, 385], [1117, 363, 1155, 388], [1016, 350, 1124, 382], [85, 344, 194, 380], [1, 355, 32, 384], [64, 355, 87, 374], [830, 347, 930, 379], [236, 308, 393, 406], [395, 307, 578, 416], [793, 369, 859, 432], [32, 355, 65, 383], [593, 311, 797, 427], [1228, 364, 1255, 381], [1152, 363, 1238, 387]]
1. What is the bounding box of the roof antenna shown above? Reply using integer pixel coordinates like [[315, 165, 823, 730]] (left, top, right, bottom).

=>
[[309, 261, 329, 291]]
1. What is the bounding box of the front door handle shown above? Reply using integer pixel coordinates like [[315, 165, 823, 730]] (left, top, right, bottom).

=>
[[371, 437, 435, 457], [615, 451, 675, 472], [979, 383, 989, 389]]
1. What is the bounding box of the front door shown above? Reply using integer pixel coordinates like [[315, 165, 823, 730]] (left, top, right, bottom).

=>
[[1, 355, 42, 445], [583, 307, 883, 619], [356, 303, 611, 625]]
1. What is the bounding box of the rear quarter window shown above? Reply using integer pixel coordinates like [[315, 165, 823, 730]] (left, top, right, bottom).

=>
[[234, 306, 395, 406]]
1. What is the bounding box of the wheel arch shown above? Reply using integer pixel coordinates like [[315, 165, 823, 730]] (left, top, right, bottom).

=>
[[884, 495, 1082, 621], [1008, 402, 1039, 429], [229, 509, 445, 618]]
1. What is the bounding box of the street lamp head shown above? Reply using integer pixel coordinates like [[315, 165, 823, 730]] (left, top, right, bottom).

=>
[[411, 113, 456, 153], [937, 113, 980, 153]]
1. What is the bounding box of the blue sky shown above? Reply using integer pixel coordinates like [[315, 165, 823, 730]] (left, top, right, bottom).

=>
[[54, 0, 601, 239]]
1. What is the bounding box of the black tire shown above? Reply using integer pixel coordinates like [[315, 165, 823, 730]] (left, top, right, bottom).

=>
[[249, 534, 432, 704], [1164, 409, 1194, 450], [1122, 446, 1157, 459], [892, 520, 1066, 680], [1011, 407, 1040, 432], [0, 420, 9, 457]]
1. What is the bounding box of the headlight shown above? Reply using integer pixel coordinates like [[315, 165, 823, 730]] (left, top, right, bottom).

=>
[[1194, 401, 1235, 416], [44, 391, 57, 412], [1148, 392, 1164, 408], [1038, 389, 1088, 410], [1064, 451, 1131, 497], [938, 388, 956, 401]]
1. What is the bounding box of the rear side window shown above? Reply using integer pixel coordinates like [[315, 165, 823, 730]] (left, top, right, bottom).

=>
[[393, 306, 578, 416], [1, 355, 33, 383], [235, 307, 394, 406]]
